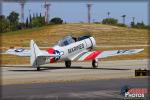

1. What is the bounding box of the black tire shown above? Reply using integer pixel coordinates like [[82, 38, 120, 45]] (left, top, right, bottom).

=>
[[37, 67, 40, 71], [92, 59, 98, 68], [65, 61, 71, 68]]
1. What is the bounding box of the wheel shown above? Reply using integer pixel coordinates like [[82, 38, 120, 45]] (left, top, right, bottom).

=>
[[92, 59, 98, 68], [65, 61, 71, 68], [37, 67, 40, 71]]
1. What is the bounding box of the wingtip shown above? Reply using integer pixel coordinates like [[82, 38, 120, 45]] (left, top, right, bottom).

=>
[[31, 40, 34, 43], [137, 48, 144, 53]]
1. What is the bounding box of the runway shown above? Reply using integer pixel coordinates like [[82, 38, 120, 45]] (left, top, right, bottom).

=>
[[1, 59, 149, 99], [1, 78, 148, 99], [1, 59, 148, 85]]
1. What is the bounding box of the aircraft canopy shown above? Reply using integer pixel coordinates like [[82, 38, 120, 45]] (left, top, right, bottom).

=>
[[57, 36, 76, 47], [57, 35, 91, 47]]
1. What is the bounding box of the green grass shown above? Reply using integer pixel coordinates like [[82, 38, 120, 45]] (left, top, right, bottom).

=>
[[1, 23, 149, 64], [1, 25, 56, 35], [2, 23, 148, 46]]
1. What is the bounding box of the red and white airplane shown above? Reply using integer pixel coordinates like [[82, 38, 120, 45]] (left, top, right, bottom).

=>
[[6, 35, 144, 71]]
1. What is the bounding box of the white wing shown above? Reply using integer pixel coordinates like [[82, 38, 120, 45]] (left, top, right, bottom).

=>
[[5, 48, 31, 56], [96, 49, 144, 58], [73, 49, 144, 61], [5, 48, 59, 57]]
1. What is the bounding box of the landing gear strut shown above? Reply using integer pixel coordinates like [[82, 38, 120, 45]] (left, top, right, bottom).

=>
[[37, 67, 40, 71], [92, 59, 98, 68], [65, 61, 71, 68]]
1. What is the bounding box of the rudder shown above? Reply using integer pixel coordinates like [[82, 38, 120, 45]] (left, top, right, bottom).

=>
[[30, 40, 42, 67]]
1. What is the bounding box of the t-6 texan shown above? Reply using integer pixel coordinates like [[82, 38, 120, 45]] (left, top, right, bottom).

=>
[[6, 35, 144, 71]]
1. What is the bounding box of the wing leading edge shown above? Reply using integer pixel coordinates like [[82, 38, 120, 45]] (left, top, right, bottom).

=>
[[74, 49, 144, 61], [5, 48, 31, 56]]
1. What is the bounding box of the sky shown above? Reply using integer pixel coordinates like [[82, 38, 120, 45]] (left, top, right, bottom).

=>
[[2, 1, 148, 25]]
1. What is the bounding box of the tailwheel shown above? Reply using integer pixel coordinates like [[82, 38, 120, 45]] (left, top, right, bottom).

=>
[[37, 67, 40, 71], [65, 61, 71, 68], [92, 59, 98, 68]]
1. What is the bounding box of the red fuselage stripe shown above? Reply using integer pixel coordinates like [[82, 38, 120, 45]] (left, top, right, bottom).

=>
[[84, 51, 101, 61]]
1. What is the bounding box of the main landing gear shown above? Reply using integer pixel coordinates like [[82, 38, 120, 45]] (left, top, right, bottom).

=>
[[65, 61, 71, 68], [92, 59, 98, 68], [65, 60, 98, 69], [37, 67, 40, 71]]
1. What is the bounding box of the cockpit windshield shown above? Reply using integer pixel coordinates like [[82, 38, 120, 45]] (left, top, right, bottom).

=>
[[57, 36, 75, 47], [56, 35, 91, 47]]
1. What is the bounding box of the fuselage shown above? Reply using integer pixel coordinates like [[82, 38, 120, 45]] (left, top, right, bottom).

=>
[[45, 36, 96, 63]]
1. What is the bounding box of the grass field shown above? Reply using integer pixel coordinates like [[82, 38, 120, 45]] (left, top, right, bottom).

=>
[[1, 23, 149, 65]]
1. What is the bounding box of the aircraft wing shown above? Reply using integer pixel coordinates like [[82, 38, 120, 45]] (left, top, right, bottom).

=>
[[74, 49, 144, 61], [5, 48, 31, 56], [5, 48, 59, 57]]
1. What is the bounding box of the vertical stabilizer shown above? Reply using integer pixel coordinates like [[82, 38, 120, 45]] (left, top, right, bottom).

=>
[[30, 40, 42, 67]]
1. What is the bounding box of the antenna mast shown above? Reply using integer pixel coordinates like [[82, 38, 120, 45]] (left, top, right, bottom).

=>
[[20, 0, 25, 23], [87, 3, 92, 24], [44, 0, 51, 24]]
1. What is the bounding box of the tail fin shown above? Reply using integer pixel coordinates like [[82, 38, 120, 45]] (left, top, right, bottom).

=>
[[30, 40, 42, 67], [30, 40, 60, 67]]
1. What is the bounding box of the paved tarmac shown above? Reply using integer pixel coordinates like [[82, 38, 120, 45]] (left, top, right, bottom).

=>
[[1, 59, 149, 99], [1, 78, 149, 99], [1, 59, 148, 85]]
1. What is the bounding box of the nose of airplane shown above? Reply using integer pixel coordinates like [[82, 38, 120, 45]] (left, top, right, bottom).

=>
[[90, 36, 96, 48]]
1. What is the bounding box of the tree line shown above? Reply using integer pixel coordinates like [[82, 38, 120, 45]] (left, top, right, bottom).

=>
[[101, 17, 149, 29], [0, 11, 63, 33], [98, 12, 149, 28], [0, 11, 149, 33]]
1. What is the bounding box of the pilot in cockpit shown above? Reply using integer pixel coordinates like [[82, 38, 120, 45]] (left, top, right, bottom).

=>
[[72, 37, 77, 42]]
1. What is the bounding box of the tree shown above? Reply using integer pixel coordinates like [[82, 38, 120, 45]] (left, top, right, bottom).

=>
[[117, 23, 127, 27], [130, 22, 135, 27], [49, 17, 63, 24], [121, 15, 126, 25], [0, 15, 10, 33], [102, 18, 118, 25], [132, 17, 135, 23], [130, 17, 135, 27], [26, 17, 29, 28], [40, 13, 42, 17], [0, 15, 5, 19], [32, 16, 45, 27], [17, 23, 26, 30], [29, 14, 32, 23], [7, 11, 19, 23], [130, 21, 149, 29], [7, 11, 19, 31], [134, 21, 146, 29], [107, 12, 110, 18]]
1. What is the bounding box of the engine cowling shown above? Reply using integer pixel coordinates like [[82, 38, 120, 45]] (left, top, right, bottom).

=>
[[84, 36, 96, 50]]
